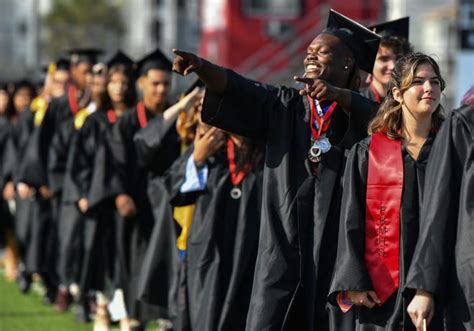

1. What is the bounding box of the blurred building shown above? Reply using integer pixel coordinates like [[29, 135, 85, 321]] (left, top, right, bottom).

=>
[[0, 0, 41, 80]]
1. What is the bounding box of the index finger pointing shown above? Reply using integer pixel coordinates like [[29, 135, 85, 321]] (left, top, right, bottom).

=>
[[294, 76, 313, 85]]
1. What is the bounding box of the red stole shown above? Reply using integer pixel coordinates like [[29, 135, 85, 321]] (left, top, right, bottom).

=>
[[68, 85, 79, 116], [106, 109, 117, 124], [136, 102, 148, 129], [365, 132, 403, 304], [226, 139, 251, 186]]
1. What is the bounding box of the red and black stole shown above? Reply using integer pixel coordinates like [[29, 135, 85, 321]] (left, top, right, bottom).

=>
[[365, 131, 403, 304]]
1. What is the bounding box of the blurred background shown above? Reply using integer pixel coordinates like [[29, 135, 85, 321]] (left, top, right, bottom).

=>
[[0, 0, 471, 110]]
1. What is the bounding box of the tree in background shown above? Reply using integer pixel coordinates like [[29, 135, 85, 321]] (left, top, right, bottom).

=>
[[42, 0, 124, 58]]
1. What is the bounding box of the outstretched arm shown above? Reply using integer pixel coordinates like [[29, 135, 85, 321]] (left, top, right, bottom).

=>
[[172, 49, 228, 94]]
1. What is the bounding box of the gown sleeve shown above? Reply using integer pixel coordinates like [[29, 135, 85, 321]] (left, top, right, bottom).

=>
[[328, 138, 374, 304], [405, 107, 471, 299]]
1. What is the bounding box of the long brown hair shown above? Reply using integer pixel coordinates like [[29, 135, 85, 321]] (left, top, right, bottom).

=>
[[99, 64, 136, 110], [368, 52, 446, 139]]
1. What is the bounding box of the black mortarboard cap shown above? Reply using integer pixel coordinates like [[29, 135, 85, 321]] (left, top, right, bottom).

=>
[[135, 48, 172, 76], [323, 9, 381, 73], [68, 48, 103, 65], [0, 81, 8, 91], [369, 17, 409, 40], [106, 50, 134, 69], [56, 58, 71, 71]]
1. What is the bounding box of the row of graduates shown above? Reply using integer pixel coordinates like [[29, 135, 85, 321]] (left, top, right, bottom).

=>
[[0, 41, 266, 330], [1, 8, 473, 331]]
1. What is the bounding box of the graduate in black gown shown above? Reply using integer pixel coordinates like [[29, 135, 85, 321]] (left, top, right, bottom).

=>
[[328, 53, 446, 330], [58, 51, 136, 327], [108, 48, 178, 330], [16, 49, 101, 307], [172, 9, 380, 330], [165, 117, 265, 331], [361, 18, 412, 106], [133, 86, 202, 327], [404, 100, 474, 330]]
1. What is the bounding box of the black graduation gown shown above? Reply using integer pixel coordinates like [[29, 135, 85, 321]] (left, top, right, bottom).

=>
[[59, 109, 121, 293], [6, 108, 51, 276], [0, 116, 14, 246], [201, 69, 377, 330], [164, 146, 263, 331], [133, 114, 181, 318], [328, 135, 444, 330], [405, 105, 474, 330], [109, 105, 175, 322]]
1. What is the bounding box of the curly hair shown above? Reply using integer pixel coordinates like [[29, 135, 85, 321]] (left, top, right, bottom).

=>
[[368, 52, 446, 139]]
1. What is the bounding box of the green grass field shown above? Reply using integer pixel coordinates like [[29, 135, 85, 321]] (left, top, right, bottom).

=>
[[0, 272, 92, 331], [0, 269, 159, 331]]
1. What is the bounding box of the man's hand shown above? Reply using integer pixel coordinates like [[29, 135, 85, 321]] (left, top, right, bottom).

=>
[[115, 194, 136, 218], [3, 181, 15, 201], [78, 198, 89, 214], [407, 290, 434, 331], [293, 76, 340, 100], [192, 126, 226, 167], [179, 88, 203, 114], [172, 49, 203, 76], [347, 291, 381, 309]]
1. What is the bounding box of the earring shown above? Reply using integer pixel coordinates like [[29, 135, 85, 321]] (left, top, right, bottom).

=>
[[344, 65, 349, 70]]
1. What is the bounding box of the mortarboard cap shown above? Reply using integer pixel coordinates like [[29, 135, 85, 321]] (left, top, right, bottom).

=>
[[323, 9, 381, 73], [56, 58, 71, 71], [106, 50, 134, 69], [0, 81, 9, 91], [369, 17, 409, 40], [135, 48, 172, 76], [68, 48, 103, 65]]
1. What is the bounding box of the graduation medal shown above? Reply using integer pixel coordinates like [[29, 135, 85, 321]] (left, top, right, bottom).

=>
[[307, 96, 338, 164], [227, 139, 251, 200]]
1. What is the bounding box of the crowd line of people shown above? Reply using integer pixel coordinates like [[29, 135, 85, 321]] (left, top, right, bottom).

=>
[[0, 8, 473, 331]]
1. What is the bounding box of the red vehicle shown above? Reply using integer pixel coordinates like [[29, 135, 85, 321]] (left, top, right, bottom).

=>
[[199, 0, 383, 84]]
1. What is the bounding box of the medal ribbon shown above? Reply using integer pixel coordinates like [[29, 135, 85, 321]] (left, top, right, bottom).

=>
[[307, 96, 338, 141], [68, 85, 79, 116], [226, 139, 251, 186], [106, 109, 117, 124], [365, 132, 403, 304], [136, 102, 148, 129]]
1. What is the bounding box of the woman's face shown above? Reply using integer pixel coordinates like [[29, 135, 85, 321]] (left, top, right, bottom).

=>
[[398, 63, 441, 118], [0, 90, 9, 114], [107, 72, 128, 104], [13, 87, 33, 113]]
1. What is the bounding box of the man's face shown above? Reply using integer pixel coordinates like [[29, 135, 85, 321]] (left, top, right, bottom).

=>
[[140, 69, 171, 107], [304, 34, 348, 83], [372, 46, 397, 87], [71, 62, 92, 91]]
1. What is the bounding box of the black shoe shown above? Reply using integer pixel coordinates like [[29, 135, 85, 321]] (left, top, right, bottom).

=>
[[75, 302, 91, 323], [16, 272, 32, 294]]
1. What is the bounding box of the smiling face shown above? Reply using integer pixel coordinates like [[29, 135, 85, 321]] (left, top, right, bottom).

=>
[[139, 68, 171, 110], [303, 33, 353, 87], [394, 63, 442, 118], [372, 46, 397, 89], [107, 72, 128, 104]]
